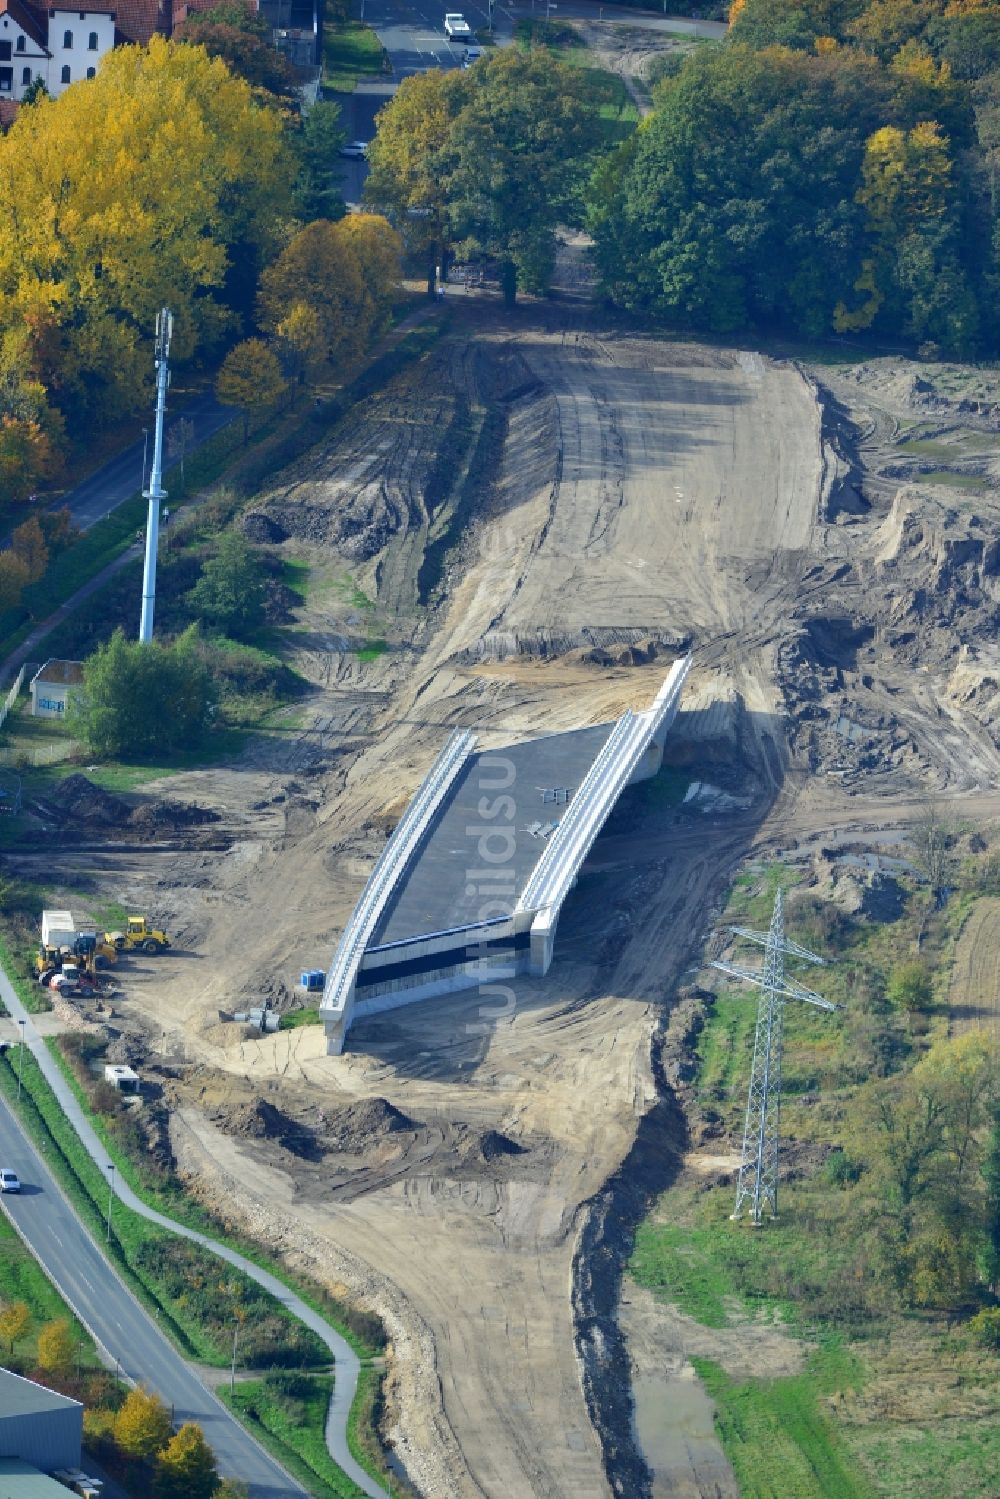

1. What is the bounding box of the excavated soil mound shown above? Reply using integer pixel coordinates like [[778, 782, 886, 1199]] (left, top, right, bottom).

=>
[[325, 1097, 414, 1153], [48, 775, 220, 835], [460, 1128, 525, 1164], [51, 774, 129, 825], [241, 512, 288, 544], [208, 1096, 314, 1156]]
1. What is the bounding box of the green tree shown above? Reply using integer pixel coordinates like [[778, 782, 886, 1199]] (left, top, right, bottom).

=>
[[154, 1422, 218, 1499], [215, 339, 287, 442], [886, 959, 933, 1011], [292, 100, 348, 221], [69, 625, 215, 758], [591, 44, 893, 334], [36, 1317, 74, 1375], [0, 1300, 31, 1359], [185, 531, 266, 637], [113, 1386, 173, 1460], [443, 48, 601, 303]]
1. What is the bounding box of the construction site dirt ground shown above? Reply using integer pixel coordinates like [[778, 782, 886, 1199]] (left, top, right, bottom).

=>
[[14, 301, 1000, 1498]]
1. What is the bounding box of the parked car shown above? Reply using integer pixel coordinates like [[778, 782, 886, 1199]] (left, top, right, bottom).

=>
[[462, 45, 483, 66], [0, 1169, 21, 1193], [338, 141, 370, 159]]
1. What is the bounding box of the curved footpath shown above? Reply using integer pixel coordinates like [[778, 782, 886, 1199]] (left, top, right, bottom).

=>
[[0, 967, 388, 1499]]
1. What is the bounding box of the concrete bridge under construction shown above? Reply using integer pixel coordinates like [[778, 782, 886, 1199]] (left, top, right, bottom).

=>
[[321, 656, 692, 1053]]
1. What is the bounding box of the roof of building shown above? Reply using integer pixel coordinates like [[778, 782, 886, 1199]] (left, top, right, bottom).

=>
[[114, 0, 163, 44], [0, 1367, 83, 1418], [369, 722, 616, 949], [0, 0, 49, 49], [31, 659, 84, 687], [0, 1459, 80, 1499]]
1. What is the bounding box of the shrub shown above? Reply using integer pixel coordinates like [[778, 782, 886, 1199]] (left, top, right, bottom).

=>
[[887, 960, 933, 1012], [825, 1149, 863, 1188], [969, 1307, 1000, 1350]]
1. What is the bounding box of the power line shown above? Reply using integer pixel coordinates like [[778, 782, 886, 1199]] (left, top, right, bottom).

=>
[[711, 889, 839, 1225]]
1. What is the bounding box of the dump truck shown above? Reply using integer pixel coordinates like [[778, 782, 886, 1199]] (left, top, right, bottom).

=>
[[104, 916, 171, 954], [444, 12, 472, 40]]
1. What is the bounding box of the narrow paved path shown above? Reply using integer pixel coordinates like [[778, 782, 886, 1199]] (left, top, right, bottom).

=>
[[0, 966, 389, 1499]]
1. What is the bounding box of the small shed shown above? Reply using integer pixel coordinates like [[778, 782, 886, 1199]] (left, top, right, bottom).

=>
[[103, 1064, 140, 1095], [29, 659, 84, 719]]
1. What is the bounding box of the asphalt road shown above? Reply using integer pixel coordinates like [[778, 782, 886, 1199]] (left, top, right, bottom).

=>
[[63, 394, 235, 533], [0, 1096, 308, 1499]]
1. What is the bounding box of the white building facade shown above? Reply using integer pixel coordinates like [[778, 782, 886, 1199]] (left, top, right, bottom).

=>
[[0, 0, 115, 102]]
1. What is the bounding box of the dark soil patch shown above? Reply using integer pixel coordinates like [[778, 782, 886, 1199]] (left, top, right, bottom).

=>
[[323, 1097, 415, 1153]]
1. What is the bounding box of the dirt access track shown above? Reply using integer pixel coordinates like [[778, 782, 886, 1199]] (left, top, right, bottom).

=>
[[28, 306, 1000, 1499]]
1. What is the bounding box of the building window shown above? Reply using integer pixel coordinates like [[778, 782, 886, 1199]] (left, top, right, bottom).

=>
[[0, 68, 12, 92], [0, 42, 11, 60], [21, 66, 30, 85], [86, 65, 94, 77], [15, 36, 24, 51], [63, 30, 73, 48], [61, 64, 70, 83], [88, 30, 97, 48]]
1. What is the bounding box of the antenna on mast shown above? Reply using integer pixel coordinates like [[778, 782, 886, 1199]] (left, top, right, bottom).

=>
[[139, 307, 173, 644], [711, 889, 839, 1225]]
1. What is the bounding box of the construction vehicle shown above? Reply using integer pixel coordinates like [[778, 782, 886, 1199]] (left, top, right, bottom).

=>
[[37, 912, 116, 991], [104, 916, 171, 954]]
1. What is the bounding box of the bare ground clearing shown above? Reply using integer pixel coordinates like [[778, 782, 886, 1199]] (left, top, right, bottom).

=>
[[14, 314, 1000, 1498]]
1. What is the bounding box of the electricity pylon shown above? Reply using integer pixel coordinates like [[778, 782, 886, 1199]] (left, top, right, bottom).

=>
[[711, 889, 838, 1225]]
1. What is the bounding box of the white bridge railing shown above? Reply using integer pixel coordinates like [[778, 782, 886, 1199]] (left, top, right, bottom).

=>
[[321, 728, 476, 1017], [518, 655, 691, 918]]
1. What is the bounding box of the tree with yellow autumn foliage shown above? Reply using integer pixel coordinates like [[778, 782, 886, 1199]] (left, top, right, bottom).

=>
[[0, 37, 291, 432], [113, 1386, 173, 1460], [36, 1317, 74, 1375], [257, 216, 401, 376]]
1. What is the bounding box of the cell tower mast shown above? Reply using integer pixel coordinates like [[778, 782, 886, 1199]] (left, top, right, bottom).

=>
[[139, 307, 173, 644], [711, 889, 838, 1225]]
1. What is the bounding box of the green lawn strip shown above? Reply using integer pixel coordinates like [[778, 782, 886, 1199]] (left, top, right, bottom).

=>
[[222, 1376, 367, 1499], [45, 1040, 385, 1363], [323, 21, 385, 91], [0, 1209, 98, 1367], [693, 1348, 873, 1499], [345, 1363, 395, 1487]]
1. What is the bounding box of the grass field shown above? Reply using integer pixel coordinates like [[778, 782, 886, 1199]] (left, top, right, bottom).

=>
[[694, 1347, 872, 1499], [323, 21, 385, 91]]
